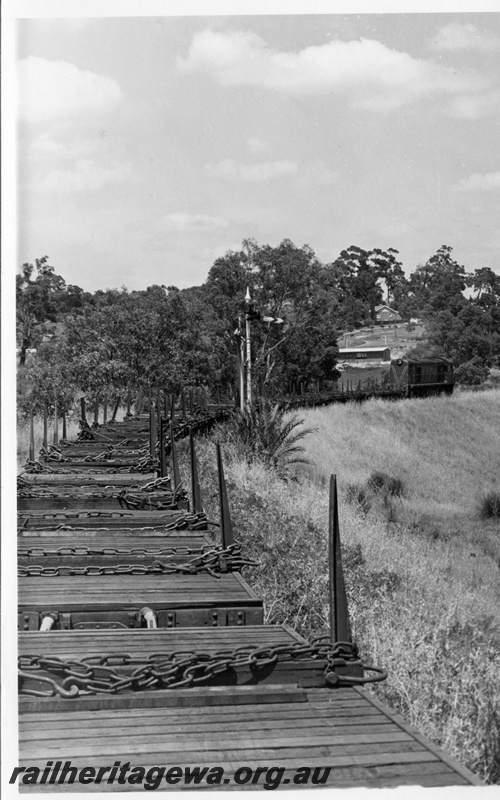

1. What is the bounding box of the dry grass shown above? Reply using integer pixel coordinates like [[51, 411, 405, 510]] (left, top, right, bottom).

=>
[[193, 389, 500, 783]]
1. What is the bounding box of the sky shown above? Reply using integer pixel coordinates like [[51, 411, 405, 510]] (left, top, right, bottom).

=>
[[14, 8, 500, 292]]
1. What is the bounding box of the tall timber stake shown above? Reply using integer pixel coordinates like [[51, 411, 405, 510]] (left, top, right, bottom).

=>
[[93, 395, 99, 426], [62, 411, 67, 441], [80, 397, 87, 424], [328, 474, 352, 643], [126, 388, 131, 417], [29, 410, 35, 462], [217, 443, 234, 548], [169, 421, 181, 493], [103, 395, 108, 425], [189, 428, 203, 514]]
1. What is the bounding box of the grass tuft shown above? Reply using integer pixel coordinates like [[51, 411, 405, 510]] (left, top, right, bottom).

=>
[[367, 470, 405, 497], [345, 483, 372, 514], [478, 491, 500, 520]]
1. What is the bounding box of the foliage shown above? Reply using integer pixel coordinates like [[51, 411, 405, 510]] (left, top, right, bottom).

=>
[[367, 471, 405, 497], [221, 399, 314, 471], [478, 491, 500, 520], [15, 241, 500, 403], [16, 256, 89, 365], [455, 358, 491, 386]]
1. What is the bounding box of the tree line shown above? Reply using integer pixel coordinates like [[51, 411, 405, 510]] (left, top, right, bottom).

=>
[[16, 240, 500, 412]]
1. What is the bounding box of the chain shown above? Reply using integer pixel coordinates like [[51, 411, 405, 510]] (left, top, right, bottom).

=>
[[17, 543, 259, 579], [18, 637, 387, 698], [18, 544, 213, 558], [18, 510, 212, 531]]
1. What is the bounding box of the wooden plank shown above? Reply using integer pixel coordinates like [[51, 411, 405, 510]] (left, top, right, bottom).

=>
[[18, 474, 155, 486], [20, 685, 307, 713], [18, 534, 209, 553], [351, 687, 483, 786], [21, 722, 401, 745], [18, 626, 295, 656], [22, 712, 387, 734], [18, 749, 439, 769]]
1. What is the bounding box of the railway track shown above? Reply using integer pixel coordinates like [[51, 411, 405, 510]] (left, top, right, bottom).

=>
[[16, 394, 481, 790]]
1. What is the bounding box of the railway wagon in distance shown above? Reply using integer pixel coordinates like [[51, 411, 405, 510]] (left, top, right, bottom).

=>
[[390, 357, 454, 397]]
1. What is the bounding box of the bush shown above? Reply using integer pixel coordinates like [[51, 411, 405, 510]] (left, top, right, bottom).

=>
[[479, 491, 500, 520], [345, 483, 372, 514], [222, 399, 314, 472], [367, 470, 405, 497], [455, 358, 490, 386]]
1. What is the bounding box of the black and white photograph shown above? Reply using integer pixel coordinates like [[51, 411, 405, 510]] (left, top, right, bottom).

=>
[[3, 0, 500, 794]]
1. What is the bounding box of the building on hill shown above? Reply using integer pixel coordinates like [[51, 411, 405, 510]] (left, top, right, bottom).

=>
[[338, 346, 391, 362], [374, 304, 402, 324]]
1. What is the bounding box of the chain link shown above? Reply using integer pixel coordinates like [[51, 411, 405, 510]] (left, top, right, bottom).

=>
[[18, 543, 258, 578], [18, 510, 213, 531], [18, 636, 387, 698]]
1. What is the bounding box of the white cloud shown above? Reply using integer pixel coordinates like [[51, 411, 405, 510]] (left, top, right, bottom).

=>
[[427, 23, 499, 53], [18, 56, 122, 123], [452, 171, 500, 192], [163, 213, 229, 231], [448, 90, 500, 119], [206, 158, 298, 182], [40, 159, 132, 193], [179, 29, 476, 111], [247, 137, 271, 156]]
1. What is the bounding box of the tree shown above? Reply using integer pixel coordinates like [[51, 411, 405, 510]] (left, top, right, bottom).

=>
[[203, 239, 341, 393], [16, 256, 87, 364]]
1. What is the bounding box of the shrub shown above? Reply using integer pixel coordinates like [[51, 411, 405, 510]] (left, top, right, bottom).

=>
[[367, 470, 405, 497], [345, 483, 372, 514], [455, 358, 489, 386], [223, 399, 314, 472], [479, 491, 500, 520]]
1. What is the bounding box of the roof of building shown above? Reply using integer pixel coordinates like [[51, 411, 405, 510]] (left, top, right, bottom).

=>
[[374, 304, 399, 312], [338, 346, 391, 353]]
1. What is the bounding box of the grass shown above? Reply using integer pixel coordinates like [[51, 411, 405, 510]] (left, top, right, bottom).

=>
[[191, 388, 500, 784]]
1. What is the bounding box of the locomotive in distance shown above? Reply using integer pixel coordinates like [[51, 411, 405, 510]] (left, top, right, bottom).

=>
[[389, 356, 454, 397]]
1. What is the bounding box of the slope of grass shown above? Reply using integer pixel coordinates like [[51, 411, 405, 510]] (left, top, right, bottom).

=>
[[192, 390, 500, 783]]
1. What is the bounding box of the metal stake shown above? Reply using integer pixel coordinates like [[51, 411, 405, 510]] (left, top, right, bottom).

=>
[[159, 419, 167, 478], [189, 428, 203, 514], [111, 396, 120, 422], [169, 421, 181, 492], [217, 443, 234, 548], [328, 474, 352, 643], [53, 401, 58, 445], [149, 402, 156, 464], [43, 406, 48, 450], [29, 410, 35, 461]]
